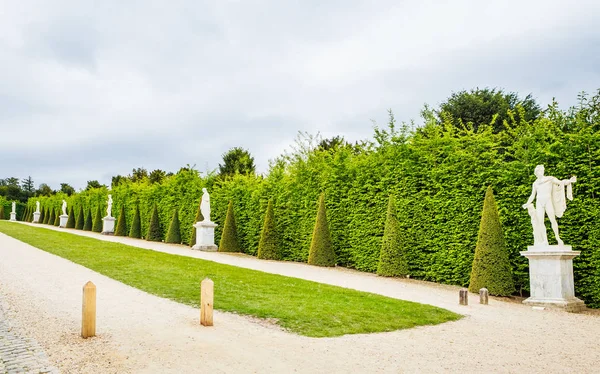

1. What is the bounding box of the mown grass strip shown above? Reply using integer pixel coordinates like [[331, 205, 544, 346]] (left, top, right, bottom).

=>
[[0, 221, 461, 337]]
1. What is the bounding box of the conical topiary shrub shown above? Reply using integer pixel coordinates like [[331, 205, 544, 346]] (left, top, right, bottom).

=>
[[66, 206, 76, 228], [39, 207, 46, 224], [92, 205, 103, 233], [0, 204, 4, 220], [44, 207, 51, 224], [219, 200, 241, 252], [377, 195, 409, 277], [21, 206, 29, 222], [257, 200, 281, 260], [308, 193, 335, 267], [83, 208, 93, 231], [75, 206, 85, 230], [129, 205, 142, 239], [165, 209, 182, 244], [48, 207, 56, 226], [54, 209, 60, 226], [115, 205, 127, 236], [468, 186, 515, 296], [189, 199, 204, 247], [146, 204, 162, 242], [27, 207, 33, 222]]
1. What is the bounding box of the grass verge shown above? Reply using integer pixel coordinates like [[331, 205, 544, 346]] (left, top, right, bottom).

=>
[[0, 221, 461, 337]]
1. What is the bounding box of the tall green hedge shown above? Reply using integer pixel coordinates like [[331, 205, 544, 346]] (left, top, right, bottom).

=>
[[377, 195, 409, 277], [468, 187, 515, 295], [22, 91, 600, 307], [115, 205, 127, 236], [219, 201, 241, 252], [308, 193, 336, 267], [257, 200, 281, 260], [146, 205, 162, 242]]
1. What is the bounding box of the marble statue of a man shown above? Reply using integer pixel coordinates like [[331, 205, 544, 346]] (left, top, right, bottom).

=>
[[36, 201, 40, 213], [62, 200, 67, 216], [11, 202, 16, 214], [106, 194, 113, 217], [522, 165, 576, 246], [200, 188, 211, 222]]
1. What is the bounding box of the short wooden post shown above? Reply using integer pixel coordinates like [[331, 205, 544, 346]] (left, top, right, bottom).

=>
[[459, 288, 468, 306], [479, 288, 489, 305], [81, 281, 96, 338], [201, 278, 214, 326]]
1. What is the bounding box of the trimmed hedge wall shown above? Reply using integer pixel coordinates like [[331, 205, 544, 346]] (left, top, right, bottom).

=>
[[25, 93, 600, 307]]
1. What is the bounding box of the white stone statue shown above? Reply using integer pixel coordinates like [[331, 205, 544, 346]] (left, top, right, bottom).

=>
[[200, 188, 211, 222], [36, 201, 40, 213], [106, 194, 113, 217], [522, 165, 576, 246], [62, 200, 67, 216], [11, 202, 16, 214]]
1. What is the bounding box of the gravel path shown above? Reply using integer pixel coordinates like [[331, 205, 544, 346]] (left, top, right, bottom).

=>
[[1, 223, 599, 373]]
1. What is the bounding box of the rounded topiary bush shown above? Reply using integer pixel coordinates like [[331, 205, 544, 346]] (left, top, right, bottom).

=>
[[377, 195, 409, 277], [129, 205, 142, 239], [257, 200, 281, 260], [146, 204, 162, 242], [219, 200, 241, 252], [115, 205, 127, 236], [308, 193, 336, 267], [165, 209, 182, 244], [468, 186, 515, 296]]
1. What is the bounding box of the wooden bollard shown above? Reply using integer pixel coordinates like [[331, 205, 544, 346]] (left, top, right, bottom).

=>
[[81, 281, 96, 338], [201, 278, 214, 326], [479, 288, 489, 305], [459, 288, 468, 306]]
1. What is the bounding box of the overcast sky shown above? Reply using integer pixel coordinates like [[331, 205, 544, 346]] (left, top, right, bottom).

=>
[[1, 0, 599, 190]]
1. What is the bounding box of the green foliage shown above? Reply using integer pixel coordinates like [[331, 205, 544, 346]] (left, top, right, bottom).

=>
[[165, 209, 182, 244], [377, 195, 409, 277], [66, 207, 76, 228], [189, 200, 204, 247], [39, 207, 46, 224], [0, 203, 4, 220], [115, 205, 127, 236], [83, 208, 92, 231], [54, 209, 60, 226], [48, 207, 55, 226], [308, 194, 336, 267], [129, 205, 142, 239], [219, 147, 256, 177], [21, 206, 28, 222], [146, 204, 162, 242], [92, 205, 103, 233], [75, 206, 85, 230], [219, 201, 241, 252], [257, 201, 281, 260], [468, 187, 515, 296]]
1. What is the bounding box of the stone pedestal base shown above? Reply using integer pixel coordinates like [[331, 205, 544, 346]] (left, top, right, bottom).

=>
[[520, 245, 585, 313], [192, 221, 218, 251], [59, 215, 69, 228], [9, 212, 16, 221], [33, 212, 40, 223], [102, 216, 116, 235]]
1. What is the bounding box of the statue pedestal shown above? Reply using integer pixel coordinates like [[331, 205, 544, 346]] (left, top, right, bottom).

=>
[[102, 217, 115, 235], [520, 245, 585, 312], [33, 212, 40, 223], [192, 221, 218, 251], [9, 212, 16, 222], [59, 214, 69, 228]]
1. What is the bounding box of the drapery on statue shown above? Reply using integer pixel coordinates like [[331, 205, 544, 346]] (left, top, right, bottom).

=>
[[200, 188, 211, 222], [522, 165, 576, 246], [106, 194, 113, 217], [62, 200, 67, 216], [36, 201, 40, 213], [11, 202, 16, 214]]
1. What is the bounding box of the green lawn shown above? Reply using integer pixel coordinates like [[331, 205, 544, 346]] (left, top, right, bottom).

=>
[[0, 221, 461, 337]]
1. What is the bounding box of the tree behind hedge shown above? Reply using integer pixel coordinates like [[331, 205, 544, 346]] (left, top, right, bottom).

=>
[[54, 209, 60, 226], [377, 195, 409, 277], [165, 209, 182, 244], [129, 205, 142, 239], [189, 199, 204, 247], [257, 201, 281, 260], [75, 206, 85, 230], [83, 208, 93, 231], [308, 193, 336, 267], [115, 205, 127, 236], [468, 186, 515, 296], [92, 205, 103, 233], [66, 206, 76, 228], [146, 204, 162, 242], [219, 200, 241, 252], [48, 208, 55, 226]]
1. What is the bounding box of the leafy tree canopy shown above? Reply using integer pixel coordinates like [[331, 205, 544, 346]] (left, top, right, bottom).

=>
[[219, 147, 256, 177]]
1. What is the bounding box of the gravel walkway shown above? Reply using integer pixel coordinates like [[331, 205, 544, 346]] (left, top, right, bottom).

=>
[[1, 223, 599, 373]]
